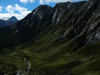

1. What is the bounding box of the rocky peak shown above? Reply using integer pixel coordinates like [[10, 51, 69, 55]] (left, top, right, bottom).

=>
[[37, 5, 52, 10], [54, 2, 70, 8], [8, 16, 18, 22], [5, 16, 18, 26], [12, 5, 53, 30], [0, 16, 18, 27], [31, 5, 53, 20], [52, 1, 87, 23]]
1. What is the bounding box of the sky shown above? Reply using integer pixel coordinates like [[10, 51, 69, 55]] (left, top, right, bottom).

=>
[[0, 0, 87, 20]]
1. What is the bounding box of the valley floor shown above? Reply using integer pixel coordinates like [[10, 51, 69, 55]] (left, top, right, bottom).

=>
[[0, 41, 100, 75]]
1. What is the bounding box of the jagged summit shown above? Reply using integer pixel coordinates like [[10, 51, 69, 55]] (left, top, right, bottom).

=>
[[37, 5, 52, 8], [5, 16, 18, 26], [0, 16, 18, 27], [55, 2, 70, 6], [8, 16, 18, 22]]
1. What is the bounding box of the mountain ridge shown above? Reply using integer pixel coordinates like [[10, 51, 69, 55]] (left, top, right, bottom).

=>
[[0, 0, 100, 46]]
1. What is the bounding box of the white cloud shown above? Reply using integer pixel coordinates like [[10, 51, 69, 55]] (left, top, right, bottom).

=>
[[29, 0, 35, 3], [20, 0, 28, 3], [14, 4, 31, 17], [6, 5, 14, 13], [15, 4, 28, 13], [0, 13, 23, 20], [0, 4, 31, 20], [20, 0, 35, 3], [39, 0, 45, 4], [0, 6, 3, 12], [39, 0, 86, 4]]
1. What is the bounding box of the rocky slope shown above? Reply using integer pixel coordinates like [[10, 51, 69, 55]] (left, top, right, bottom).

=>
[[0, 0, 100, 75]]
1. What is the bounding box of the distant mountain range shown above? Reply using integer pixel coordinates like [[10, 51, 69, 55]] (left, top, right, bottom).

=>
[[0, 16, 18, 27]]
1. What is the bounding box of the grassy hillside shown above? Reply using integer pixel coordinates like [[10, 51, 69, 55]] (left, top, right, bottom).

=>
[[0, 30, 100, 75]]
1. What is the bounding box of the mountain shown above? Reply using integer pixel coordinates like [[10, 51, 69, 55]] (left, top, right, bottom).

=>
[[5, 16, 18, 26], [0, 0, 100, 75], [0, 20, 6, 27], [0, 16, 18, 27]]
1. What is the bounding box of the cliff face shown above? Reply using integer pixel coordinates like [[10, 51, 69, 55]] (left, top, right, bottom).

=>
[[0, 0, 100, 74]]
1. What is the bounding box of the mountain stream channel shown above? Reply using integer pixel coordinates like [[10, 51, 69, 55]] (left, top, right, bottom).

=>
[[4, 57, 31, 75], [17, 57, 31, 75]]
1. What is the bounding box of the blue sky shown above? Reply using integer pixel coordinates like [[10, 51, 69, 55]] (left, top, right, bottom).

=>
[[0, 0, 87, 20]]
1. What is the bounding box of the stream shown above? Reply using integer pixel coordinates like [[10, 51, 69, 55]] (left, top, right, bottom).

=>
[[17, 57, 31, 75]]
